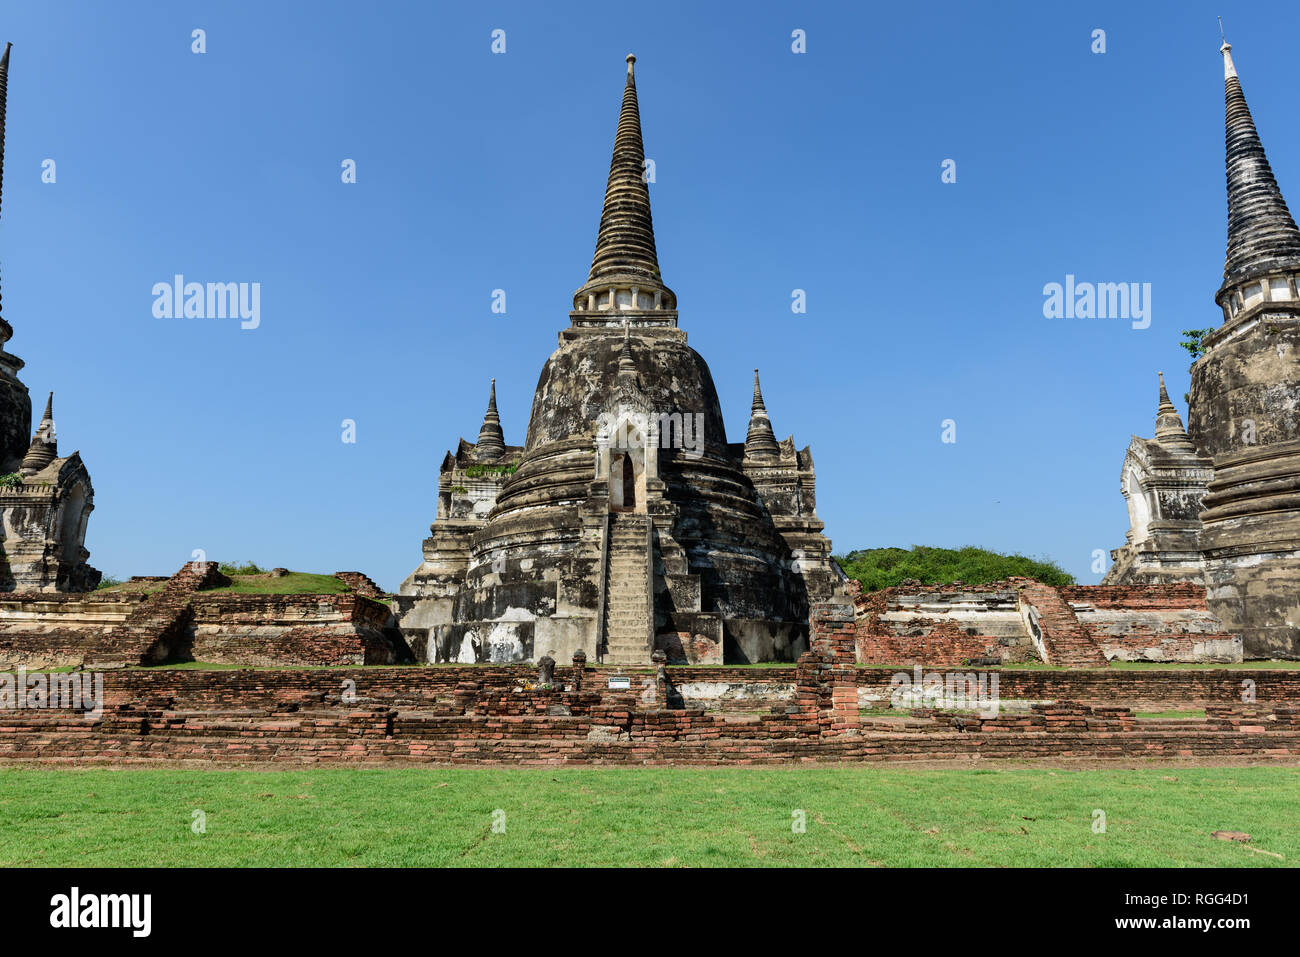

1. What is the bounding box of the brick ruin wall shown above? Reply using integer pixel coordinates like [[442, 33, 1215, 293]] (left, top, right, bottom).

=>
[[0, 592, 143, 669], [0, 602, 1297, 766], [0, 570, 1245, 672], [0, 563, 407, 669], [1058, 583, 1209, 609], [852, 579, 1244, 666], [0, 661, 1289, 711], [188, 595, 400, 666], [332, 572, 385, 598]]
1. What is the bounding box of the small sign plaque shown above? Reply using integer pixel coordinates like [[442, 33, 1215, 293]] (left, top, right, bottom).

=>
[[607, 676, 631, 690]]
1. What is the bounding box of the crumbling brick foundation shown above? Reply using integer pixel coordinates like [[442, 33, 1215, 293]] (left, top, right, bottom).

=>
[[853, 578, 1241, 667], [0, 563, 408, 669], [0, 605, 1295, 766]]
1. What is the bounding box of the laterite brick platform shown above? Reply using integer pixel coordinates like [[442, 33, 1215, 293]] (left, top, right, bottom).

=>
[[1, 603, 1297, 766]]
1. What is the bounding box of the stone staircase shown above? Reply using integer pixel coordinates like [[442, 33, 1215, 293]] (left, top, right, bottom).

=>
[[602, 513, 652, 665], [1019, 583, 1109, 668], [86, 561, 231, 667]]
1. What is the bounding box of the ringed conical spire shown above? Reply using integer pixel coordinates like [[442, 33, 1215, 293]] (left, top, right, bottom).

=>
[[1217, 37, 1300, 299], [19, 391, 55, 474], [571, 55, 676, 320], [1154, 372, 1196, 452], [744, 370, 780, 458], [589, 54, 658, 284], [0, 42, 12, 345], [0, 42, 10, 222], [475, 378, 505, 461]]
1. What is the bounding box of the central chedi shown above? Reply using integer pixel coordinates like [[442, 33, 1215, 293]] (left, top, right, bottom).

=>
[[396, 55, 844, 665]]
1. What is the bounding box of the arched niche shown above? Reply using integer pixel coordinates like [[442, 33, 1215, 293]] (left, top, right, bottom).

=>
[[606, 413, 648, 514], [1123, 467, 1154, 544], [59, 482, 90, 560]]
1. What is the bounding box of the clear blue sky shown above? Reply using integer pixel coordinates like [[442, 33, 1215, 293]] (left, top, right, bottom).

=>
[[0, 0, 1293, 589]]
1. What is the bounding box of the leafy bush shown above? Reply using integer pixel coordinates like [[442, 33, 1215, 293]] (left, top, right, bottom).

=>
[[464, 462, 519, 478], [835, 545, 1074, 592], [95, 576, 124, 590], [1179, 328, 1214, 366], [0, 472, 23, 490]]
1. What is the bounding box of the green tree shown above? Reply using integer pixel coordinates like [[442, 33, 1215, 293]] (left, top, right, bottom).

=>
[[1179, 328, 1214, 367], [834, 545, 1074, 592]]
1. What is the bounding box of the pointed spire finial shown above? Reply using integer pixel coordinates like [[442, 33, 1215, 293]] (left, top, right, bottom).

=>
[[1219, 19, 1236, 79], [19, 390, 56, 475], [475, 377, 505, 460], [618, 320, 636, 374], [1154, 372, 1196, 452], [626, 53, 635, 77], [745, 369, 779, 459]]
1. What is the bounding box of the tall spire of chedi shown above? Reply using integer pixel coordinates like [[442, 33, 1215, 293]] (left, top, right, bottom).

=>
[[0, 41, 13, 347], [1217, 36, 1300, 306], [475, 378, 505, 461], [0, 42, 9, 224], [0, 38, 28, 476], [571, 54, 677, 323]]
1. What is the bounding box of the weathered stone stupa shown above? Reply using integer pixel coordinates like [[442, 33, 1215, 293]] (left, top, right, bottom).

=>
[[1105, 373, 1213, 583], [1106, 39, 1300, 657], [397, 55, 844, 664], [0, 43, 99, 592]]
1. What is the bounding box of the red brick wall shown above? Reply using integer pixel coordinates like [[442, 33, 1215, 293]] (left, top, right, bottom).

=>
[[855, 620, 999, 667], [1060, 583, 1207, 610], [188, 594, 398, 666], [0, 565, 404, 669], [25, 664, 1289, 710], [802, 602, 860, 734], [333, 572, 385, 597], [0, 654, 1296, 765], [2, 705, 1295, 765]]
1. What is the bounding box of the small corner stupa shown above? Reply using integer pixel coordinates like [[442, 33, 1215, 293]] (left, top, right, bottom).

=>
[[1104, 373, 1212, 583]]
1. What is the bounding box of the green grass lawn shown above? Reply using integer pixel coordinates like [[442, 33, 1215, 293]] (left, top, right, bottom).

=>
[[200, 572, 352, 596], [96, 571, 356, 597], [0, 765, 1293, 867]]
